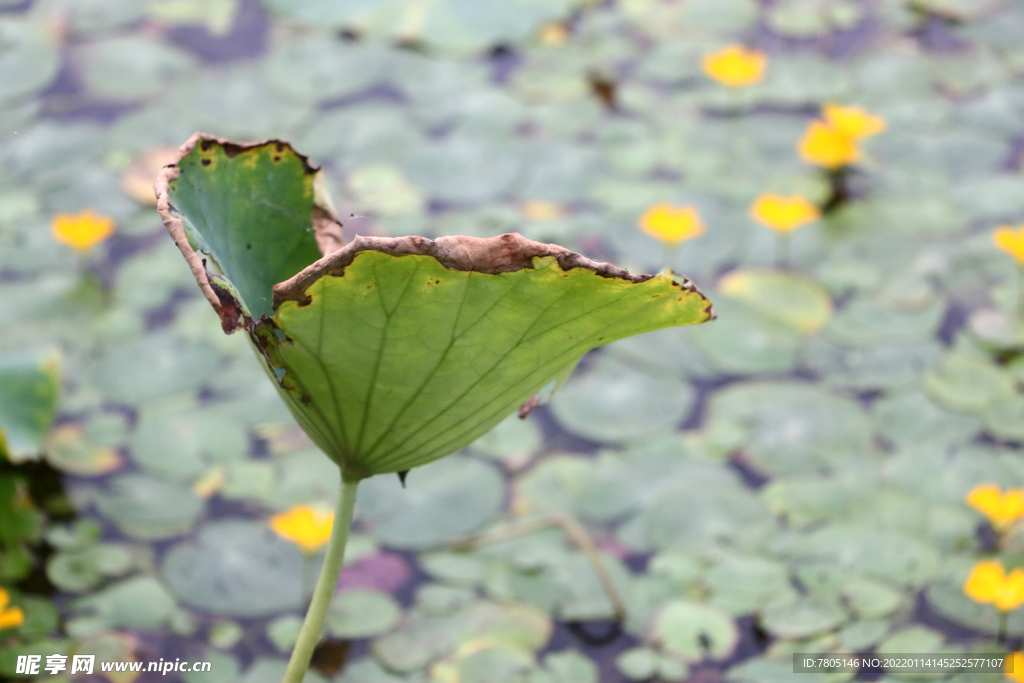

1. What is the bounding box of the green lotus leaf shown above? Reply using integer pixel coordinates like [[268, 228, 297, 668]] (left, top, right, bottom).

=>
[[156, 134, 713, 481]]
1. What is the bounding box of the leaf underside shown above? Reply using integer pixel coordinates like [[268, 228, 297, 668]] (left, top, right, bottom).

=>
[[157, 135, 713, 480], [255, 250, 712, 479]]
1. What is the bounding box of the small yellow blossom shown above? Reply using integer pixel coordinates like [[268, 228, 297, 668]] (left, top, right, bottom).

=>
[[539, 23, 568, 46], [967, 484, 1024, 530], [750, 194, 821, 233], [1006, 651, 1024, 683], [823, 104, 886, 140], [964, 560, 1024, 611], [798, 120, 860, 168], [0, 588, 24, 631], [269, 505, 334, 554], [639, 204, 705, 245], [51, 210, 115, 252], [701, 45, 767, 88], [523, 200, 564, 222], [994, 226, 1024, 265]]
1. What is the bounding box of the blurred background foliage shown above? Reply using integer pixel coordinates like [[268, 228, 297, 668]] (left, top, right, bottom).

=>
[[3, 0, 1024, 681]]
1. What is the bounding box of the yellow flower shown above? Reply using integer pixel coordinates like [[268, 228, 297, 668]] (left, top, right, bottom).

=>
[[1006, 651, 1024, 683], [964, 560, 1024, 611], [51, 210, 115, 252], [994, 226, 1024, 265], [539, 23, 568, 46], [523, 200, 564, 222], [967, 484, 1024, 530], [0, 588, 24, 631], [269, 505, 334, 553], [750, 193, 821, 233], [798, 120, 860, 168], [701, 45, 767, 88], [823, 104, 886, 140], [638, 204, 705, 246]]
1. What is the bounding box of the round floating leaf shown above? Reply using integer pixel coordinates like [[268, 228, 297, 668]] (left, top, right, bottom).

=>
[[923, 347, 1015, 415], [773, 525, 939, 587], [47, 544, 132, 593], [551, 354, 694, 443], [0, 351, 59, 462], [617, 648, 659, 681], [73, 576, 175, 631], [262, 38, 390, 105], [718, 269, 833, 334], [0, 19, 60, 106], [826, 298, 944, 348], [97, 473, 204, 540], [872, 389, 980, 449], [703, 382, 872, 475], [469, 413, 542, 470], [44, 424, 122, 476], [689, 299, 801, 375], [761, 594, 847, 639], [130, 400, 247, 481], [877, 625, 947, 655], [78, 35, 195, 101], [266, 615, 302, 653], [651, 600, 738, 662], [356, 455, 504, 549], [325, 589, 401, 638], [162, 520, 305, 617], [706, 555, 792, 615]]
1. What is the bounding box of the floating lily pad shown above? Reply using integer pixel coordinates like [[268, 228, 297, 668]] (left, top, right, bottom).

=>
[[826, 298, 944, 348], [162, 520, 305, 617], [356, 455, 505, 549], [703, 382, 873, 475], [706, 555, 792, 615], [72, 576, 176, 631], [97, 473, 204, 540], [78, 35, 195, 101], [761, 593, 847, 640], [550, 354, 694, 443], [325, 589, 401, 638], [689, 299, 802, 375], [0, 19, 60, 106], [651, 600, 738, 662], [0, 351, 59, 463], [718, 269, 833, 335]]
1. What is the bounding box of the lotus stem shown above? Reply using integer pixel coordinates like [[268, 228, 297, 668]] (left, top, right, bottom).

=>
[[998, 609, 1008, 646], [775, 233, 790, 270], [282, 475, 360, 683]]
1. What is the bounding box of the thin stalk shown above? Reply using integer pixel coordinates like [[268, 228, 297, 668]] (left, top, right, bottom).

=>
[[282, 475, 360, 683], [998, 609, 1008, 646], [775, 232, 790, 270], [1016, 265, 1024, 321]]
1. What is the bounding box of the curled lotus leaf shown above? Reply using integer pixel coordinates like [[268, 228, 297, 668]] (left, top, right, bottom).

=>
[[156, 134, 713, 481]]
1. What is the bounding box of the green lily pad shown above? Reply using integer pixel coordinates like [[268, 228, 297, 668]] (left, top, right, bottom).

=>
[[262, 38, 390, 105], [325, 589, 401, 638], [469, 412, 542, 470], [0, 19, 60, 106], [372, 599, 552, 673], [688, 299, 802, 375], [72, 576, 176, 632], [157, 135, 712, 479], [97, 473, 204, 540], [825, 298, 944, 348], [703, 382, 873, 475], [771, 525, 939, 587], [356, 455, 504, 549], [922, 346, 1015, 415], [706, 555, 792, 615], [78, 35, 195, 101], [47, 543, 133, 593], [872, 389, 981, 449], [651, 600, 738, 662], [0, 351, 60, 463], [718, 269, 833, 334], [130, 399, 248, 481], [162, 520, 305, 617], [550, 354, 694, 443], [761, 593, 847, 640]]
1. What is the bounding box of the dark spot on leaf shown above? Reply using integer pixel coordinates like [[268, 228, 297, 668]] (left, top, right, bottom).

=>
[[398, 470, 409, 487], [200, 140, 212, 151], [300, 394, 311, 405], [366, 284, 375, 289], [246, 243, 252, 250], [273, 156, 281, 162], [276, 142, 286, 153], [222, 143, 243, 158], [201, 158, 211, 166]]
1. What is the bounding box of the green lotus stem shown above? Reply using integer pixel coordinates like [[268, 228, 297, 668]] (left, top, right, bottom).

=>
[[998, 609, 1008, 646], [775, 233, 790, 270], [282, 475, 359, 683]]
